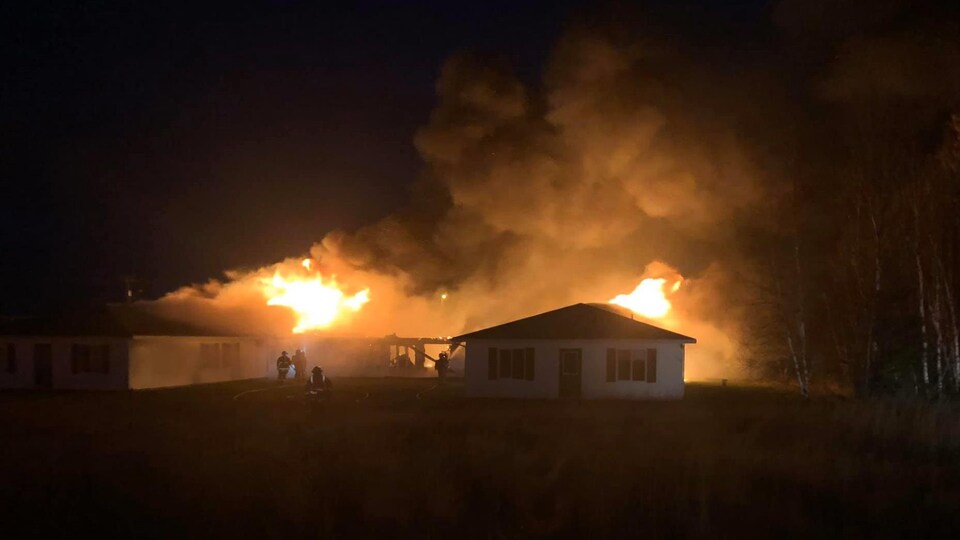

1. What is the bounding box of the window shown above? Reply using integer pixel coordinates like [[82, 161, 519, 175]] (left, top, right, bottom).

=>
[[631, 350, 646, 381], [488, 347, 535, 380], [561, 351, 581, 375], [616, 350, 631, 381], [511, 349, 525, 379], [606, 349, 616, 382], [499, 349, 511, 379], [200, 343, 240, 369], [221, 343, 240, 364], [488, 348, 498, 380], [524, 348, 535, 381], [647, 348, 657, 383], [200, 343, 221, 368], [606, 347, 659, 383], [2, 343, 15, 374], [71, 344, 110, 374]]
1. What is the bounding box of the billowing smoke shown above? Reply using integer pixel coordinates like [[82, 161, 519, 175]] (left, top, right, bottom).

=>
[[151, 1, 958, 380], [150, 27, 762, 379]]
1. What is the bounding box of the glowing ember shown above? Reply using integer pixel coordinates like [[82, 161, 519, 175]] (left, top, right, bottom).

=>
[[302, 258, 313, 270], [262, 269, 370, 333], [610, 278, 678, 319]]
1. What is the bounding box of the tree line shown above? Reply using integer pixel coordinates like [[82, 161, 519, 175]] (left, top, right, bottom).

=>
[[742, 107, 960, 399]]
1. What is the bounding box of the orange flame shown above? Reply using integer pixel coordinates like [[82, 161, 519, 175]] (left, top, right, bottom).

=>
[[262, 260, 370, 333], [610, 278, 681, 319]]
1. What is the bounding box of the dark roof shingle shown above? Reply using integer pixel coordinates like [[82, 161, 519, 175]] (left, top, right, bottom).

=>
[[452, 303, 696, 342], [0, 304, 241, 337]]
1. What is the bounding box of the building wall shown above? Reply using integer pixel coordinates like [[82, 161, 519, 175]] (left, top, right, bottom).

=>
[[464, 339, 686, 400], [580, 340, 685, 400], [0, 339, 33, 389], [464, 339, 560, 399], [128, 336, 267, 389], [0, 337, 129, 390], [266, 336, 379, 378]]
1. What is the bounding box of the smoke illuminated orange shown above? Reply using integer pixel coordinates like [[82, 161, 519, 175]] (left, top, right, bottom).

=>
[[262, 262, 370, 333], [610, 278, 680, 319]]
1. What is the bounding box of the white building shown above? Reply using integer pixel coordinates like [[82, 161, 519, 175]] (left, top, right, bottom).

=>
[[454, 303, 696, 400], [0, 305, 270, 390]]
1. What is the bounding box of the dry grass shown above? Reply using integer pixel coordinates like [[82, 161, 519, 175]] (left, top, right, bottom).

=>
[[1, 379, 959, 538]]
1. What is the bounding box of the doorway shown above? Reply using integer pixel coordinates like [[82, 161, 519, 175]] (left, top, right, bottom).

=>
[[33, 343, 52, 388], [559, 348, 582, 398]]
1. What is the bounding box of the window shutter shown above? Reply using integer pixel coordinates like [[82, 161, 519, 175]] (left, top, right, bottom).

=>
[[487, 348, 498, 380], [524, 348, 535, 380], [647, 348, 657, 383], [606, 349, 616, 382]]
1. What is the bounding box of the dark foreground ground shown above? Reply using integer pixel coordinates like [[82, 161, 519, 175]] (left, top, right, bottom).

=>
[[2, 379, 960, 538]]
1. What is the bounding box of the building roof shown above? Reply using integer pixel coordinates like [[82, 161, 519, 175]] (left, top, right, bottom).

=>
[[0, 304, 246, 338], [451, 303, 697, 342]]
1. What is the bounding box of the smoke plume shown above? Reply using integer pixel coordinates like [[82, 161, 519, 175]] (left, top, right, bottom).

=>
[[154, 1, 959, 380]]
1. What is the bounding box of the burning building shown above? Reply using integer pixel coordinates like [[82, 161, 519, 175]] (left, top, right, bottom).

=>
[[0, 304, 268, 390], [453, 303, 695, 400], [0, 300, 458, 390]]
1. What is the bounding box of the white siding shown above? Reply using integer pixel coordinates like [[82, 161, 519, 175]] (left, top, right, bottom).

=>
[[128, 336, 267, 389], [1, 335, 273, 390], [464, 340, 559, 399], [580, 340, 685, 399], [464, 339, 686, 400], [56, 338, 130, 390], [0, 337, 129, 390]]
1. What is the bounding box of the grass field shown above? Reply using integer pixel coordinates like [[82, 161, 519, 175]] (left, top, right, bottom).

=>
[[2, 378, 960, 538]]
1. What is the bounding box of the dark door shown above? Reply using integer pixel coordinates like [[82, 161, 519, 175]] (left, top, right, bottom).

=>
[[559, 349, 582, 398], [33, 344, 53, 388]]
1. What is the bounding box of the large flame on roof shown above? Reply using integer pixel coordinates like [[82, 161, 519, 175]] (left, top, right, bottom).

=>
[[262, 259, 370, 333], [610, 277, 681, 319]]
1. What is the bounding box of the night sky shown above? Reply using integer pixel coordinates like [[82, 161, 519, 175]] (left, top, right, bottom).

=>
[[1, 1, 770, 315]]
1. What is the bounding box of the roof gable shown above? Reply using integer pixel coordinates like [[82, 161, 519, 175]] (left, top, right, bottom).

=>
[[452, 303, 697, 342]]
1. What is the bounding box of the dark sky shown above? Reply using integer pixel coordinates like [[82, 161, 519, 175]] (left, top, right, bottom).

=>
[[1, 1, 770, 315]]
